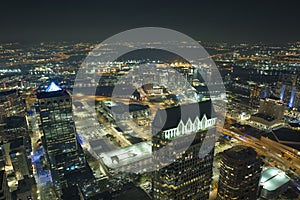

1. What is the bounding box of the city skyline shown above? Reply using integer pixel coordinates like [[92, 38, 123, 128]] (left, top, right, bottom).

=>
[[0, 43, 299, 199], [0, 1, 300, 199]]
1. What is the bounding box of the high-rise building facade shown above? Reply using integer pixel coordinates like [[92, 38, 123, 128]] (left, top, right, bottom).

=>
[[152, 101, 217, 200], [217, 146, 263, 200], [0, 89, 25, 123], [9, 138, 31, 181], [36, 82, 86, 190], [0, 149, 5, 171], [0, 170, 11, 200]]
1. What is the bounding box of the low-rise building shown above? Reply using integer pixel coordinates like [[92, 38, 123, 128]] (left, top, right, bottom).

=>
[[258, 167, 290, 199]]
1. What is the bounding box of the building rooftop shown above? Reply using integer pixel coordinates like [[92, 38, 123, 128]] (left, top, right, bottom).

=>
[[259, 167, 290, 191], [62, 186, 81, 200], [3, 116, 26, 129], [232, 124, 264, 139], [262, 96, 282, 101], [103, 100, 149, 114], [95, 85, 136, 97], [262, 128, 300, 150], [87, 183, 151, 200], [19, 177, 35, 191], [289, 122, 300, 128], [153, 100, 214, 130], [272, 128, 300, 141], [45, 82, 62, 92], [9, 137, 24, 149], [37, 89, 68, 99], [89, 139, 116, 154], [100, 141, 151, 169], [113, 183, 151, 200], [252, 113, 275, 122], [223, 145, 257, 161], [0, 89, 17, 97]]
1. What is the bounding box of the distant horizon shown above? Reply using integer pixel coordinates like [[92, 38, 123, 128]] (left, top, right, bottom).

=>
[[0, 39, 299, 46]]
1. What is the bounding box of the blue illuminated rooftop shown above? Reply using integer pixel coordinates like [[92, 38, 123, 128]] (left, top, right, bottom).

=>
[[45, 82, 62, 92]]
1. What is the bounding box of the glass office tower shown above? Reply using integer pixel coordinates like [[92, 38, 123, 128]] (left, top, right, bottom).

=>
[[152, 100, 217, 200], [36, 82, 85, 190], [217, 146, 263, 200]]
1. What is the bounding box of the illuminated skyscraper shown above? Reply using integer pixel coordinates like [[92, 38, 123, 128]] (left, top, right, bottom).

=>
[[152, 100, 217, 200], [217, 146, 263, 200], [36, 82, 86, 191]]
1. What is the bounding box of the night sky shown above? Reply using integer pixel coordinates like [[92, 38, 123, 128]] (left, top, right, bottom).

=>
[[1, 0, 299, 43]]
